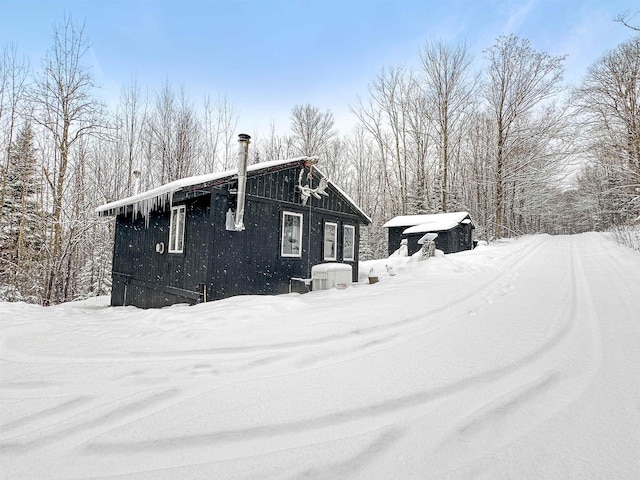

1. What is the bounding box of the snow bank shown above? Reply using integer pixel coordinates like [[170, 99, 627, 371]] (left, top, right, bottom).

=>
[[2, 233, 639, 479]]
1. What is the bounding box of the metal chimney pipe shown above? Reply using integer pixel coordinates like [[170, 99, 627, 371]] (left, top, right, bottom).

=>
[[234, 133, 251, 231], [132, 170, 141, 195]]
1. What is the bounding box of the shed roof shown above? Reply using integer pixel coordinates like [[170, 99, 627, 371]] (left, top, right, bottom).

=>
[[383, 212, 471, 230], [96, 157, 371, 224], [383, 212, 472, 235]]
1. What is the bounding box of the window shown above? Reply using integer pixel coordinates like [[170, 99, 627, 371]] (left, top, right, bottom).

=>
[[281, 211, 303, 257], [343, 225, 355, 261], [324, 222, 337, 261], [168, 205, 186, 253]]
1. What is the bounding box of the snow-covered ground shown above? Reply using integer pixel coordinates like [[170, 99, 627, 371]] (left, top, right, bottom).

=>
[[1, 233, 639, 479]]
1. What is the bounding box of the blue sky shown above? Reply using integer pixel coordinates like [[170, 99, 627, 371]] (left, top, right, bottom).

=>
[[0, 0, 637, 134]]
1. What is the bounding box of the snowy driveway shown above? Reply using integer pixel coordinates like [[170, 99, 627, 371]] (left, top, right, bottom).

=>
[[1, 233, 639, 479]]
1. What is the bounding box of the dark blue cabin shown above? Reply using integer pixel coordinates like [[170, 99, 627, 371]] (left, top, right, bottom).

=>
[[97, 135, 371, 308], [383, 212, 474, 256]]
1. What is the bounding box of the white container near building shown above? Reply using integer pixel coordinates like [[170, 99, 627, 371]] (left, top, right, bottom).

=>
[[311, 263, 353, 290]]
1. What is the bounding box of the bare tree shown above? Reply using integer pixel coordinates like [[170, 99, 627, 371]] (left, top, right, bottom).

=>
[[419, 40, 476, 212], [574, 35, 640, 225], [214, 94, 239, 171], [352, 89, 396, 215], [343, 126, 387, 259], [201, 94, 241, 171], [352, 67, 414, 215], [254, 120, 294, 163], [144, 81, 208, 185], [30, 14, 103, 304], [460, 111, 495, 241], [197, 93, 239, 172], [576, 36, 640, 175], [616, 10, 640, 31], [118, 76, 148, 195], [483, 34, 565, 238], [173, 86, 200, 179], [290, 104, 336, 157], [145, 79, 176, 185]]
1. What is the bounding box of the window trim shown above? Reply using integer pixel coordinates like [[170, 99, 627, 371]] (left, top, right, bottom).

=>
[[281, 211, 303, 258], [323, 221, 338, 261], [168, 205, 186, 253], [343, 224, 355, 261]]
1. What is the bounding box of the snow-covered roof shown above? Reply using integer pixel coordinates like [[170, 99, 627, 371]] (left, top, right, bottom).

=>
[[96, 157, 371, 224], [383, 212, 471, 230], [96, 158, 301, 217]]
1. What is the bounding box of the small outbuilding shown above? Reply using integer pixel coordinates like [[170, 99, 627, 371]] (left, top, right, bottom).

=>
[[383, 212, 474, 256], [96, 134, 371, 308]]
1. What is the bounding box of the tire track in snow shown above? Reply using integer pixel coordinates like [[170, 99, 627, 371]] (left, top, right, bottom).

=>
[[0, 395, 92, 433], [0, 388, 180, 454], [59, 426, 404, 480], [81, 341, 572, 458], [440, 371, 562, 448], [285, 426, 403, 480], [82, 360, 558, 456]]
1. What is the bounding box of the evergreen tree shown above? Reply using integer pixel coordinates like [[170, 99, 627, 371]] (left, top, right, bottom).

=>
[[0, 123, 46, 302]]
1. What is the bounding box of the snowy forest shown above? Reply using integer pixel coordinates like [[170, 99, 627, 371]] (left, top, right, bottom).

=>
[[1, 14, 639, 305]]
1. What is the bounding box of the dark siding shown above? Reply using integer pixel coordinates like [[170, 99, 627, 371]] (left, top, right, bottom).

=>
[[446, 230, 457, 253], [243, 166, 364, 220], [403, 227, 470, 255], [210, 195, 308, 299], [112, 211, 166, 281], [111, 196, 210, 308], [461, 223, 473, 250], [406, 234, 422, 256], [206, 191, 361, 302], [387, 227, 405, 256], [209, 192, 286, 300], [111, 212, 167, 308], [182, 197, 211, 297]]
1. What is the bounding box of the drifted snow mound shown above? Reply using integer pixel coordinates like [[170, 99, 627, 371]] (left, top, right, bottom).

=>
[[358, 247, 444, 283]]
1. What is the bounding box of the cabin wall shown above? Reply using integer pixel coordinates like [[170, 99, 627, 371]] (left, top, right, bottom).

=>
[[403, 226, 474, 256], [110, 196, 210, 308], [307, 208, 360, 283], [439, 224, 474, 253], [441, 230, 456, 254], [460, 223, 474, 250], [206, 191, 361, 302], [208, 192, 283, 300], [388, 227, 405, 256]]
